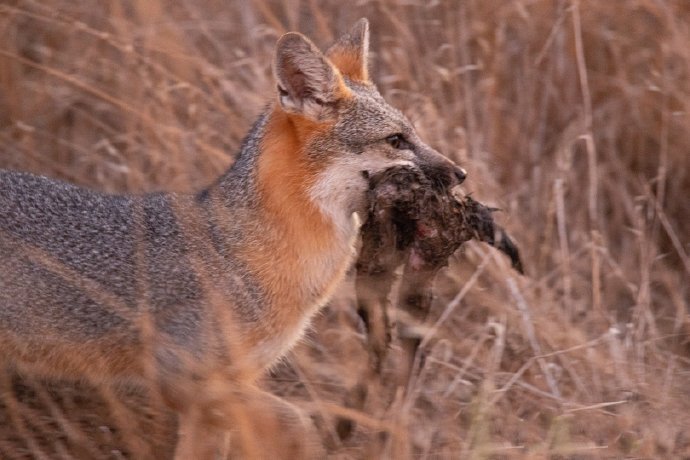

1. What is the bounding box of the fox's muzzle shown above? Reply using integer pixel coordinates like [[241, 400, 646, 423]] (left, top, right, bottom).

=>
[[414, 145, 467, 190]]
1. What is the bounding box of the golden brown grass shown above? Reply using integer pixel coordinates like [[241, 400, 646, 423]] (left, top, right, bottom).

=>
[[1, 0, 689, 458]]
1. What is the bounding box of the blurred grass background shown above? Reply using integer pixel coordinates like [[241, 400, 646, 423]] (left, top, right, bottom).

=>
[[1, 0, 689, 458]]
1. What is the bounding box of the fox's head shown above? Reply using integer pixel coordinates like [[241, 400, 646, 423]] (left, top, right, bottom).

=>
[[260, 19, 466, 235]]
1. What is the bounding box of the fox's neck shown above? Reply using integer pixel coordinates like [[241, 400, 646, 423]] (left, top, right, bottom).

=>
[[217, 106, 357, 322]]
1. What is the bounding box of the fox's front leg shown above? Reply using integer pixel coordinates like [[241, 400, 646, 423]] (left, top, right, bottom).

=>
[[175, 405, 222, 460], [174, 382, 323, 460], [229, 387, 324, 460]]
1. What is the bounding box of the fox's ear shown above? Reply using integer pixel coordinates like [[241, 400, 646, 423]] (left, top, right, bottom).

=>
[[274, 32, 346, 121], [326, 18, 370, 82]]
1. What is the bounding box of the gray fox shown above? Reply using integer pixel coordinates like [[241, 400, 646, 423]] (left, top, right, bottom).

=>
[[0, 18, 466, 458]]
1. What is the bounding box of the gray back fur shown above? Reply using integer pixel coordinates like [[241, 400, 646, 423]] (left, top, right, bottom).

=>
[[0, 113, 271, 350]]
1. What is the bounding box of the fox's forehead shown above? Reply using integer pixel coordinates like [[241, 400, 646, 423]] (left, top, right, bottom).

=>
[[335, 81, 411, 144]]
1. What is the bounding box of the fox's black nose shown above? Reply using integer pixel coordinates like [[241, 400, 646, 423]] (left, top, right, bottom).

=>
[[453, 166, 467, 185]]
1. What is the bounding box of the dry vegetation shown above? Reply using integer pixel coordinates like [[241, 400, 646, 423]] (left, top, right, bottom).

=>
[[1, 0, 689, 458]]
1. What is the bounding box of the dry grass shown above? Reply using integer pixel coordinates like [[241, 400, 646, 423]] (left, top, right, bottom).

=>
[[1, 0, 689, 458]]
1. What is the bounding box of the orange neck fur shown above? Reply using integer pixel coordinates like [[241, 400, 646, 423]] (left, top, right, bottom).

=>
[[255, 107, 336, 258], [236, 107, 356, 365], [246, 108, 352, 304]]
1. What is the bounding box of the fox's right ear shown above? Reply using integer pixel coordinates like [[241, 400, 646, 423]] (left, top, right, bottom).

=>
[[274, 32, 347, 121], [326, 18, 370, 82]]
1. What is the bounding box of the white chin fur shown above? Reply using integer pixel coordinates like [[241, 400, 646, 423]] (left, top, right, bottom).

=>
[[308, 157, 413, 236]]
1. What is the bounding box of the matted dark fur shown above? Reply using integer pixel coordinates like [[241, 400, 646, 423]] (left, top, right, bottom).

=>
[[358, 165, 522, 277]]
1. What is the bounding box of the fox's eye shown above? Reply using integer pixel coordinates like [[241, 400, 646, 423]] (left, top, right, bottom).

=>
[[385, 134, 409, 150]]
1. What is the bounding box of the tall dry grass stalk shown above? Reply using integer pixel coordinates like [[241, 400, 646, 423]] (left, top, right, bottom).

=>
[[1, 0, 689, 458]]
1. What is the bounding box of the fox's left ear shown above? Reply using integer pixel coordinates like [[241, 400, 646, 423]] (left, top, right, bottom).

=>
[[274, 32, 347, 121], [326, 18, 370, 82]]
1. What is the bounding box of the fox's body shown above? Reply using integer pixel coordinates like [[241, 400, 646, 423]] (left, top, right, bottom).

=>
[[0, 19, 465, 458], [0, 113, 356, 380]]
